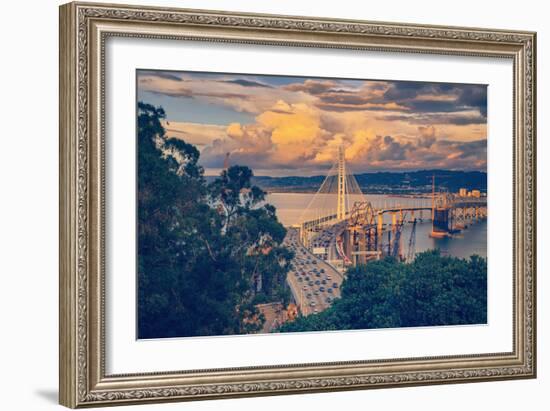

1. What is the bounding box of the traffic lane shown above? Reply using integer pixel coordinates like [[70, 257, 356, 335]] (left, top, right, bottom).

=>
[[293, 262, 323, 313], [286, 272, 308, 315], [286, 258, 318, 314], [304, 264, 330, 306], [298, 261, 338, 313], [291, 253, 340, 303], [283, 228, 342, 315], [303, 267, 325, 313], [291, 260, 329, 313], [311, 276, 341, 306], [305, 255, 343, 292]]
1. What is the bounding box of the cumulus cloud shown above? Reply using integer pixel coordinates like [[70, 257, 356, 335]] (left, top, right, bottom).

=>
[[200, 100, 334, 171], [417, 125, 437, 148], [345, 127, 486, 171], [196, 99, 486, 173]]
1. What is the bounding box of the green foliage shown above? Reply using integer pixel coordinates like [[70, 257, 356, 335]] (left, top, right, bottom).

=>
[[278, 250, 487, 333], [137, 102, 290, 338]]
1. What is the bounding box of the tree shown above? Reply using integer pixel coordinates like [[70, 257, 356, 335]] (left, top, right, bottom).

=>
[[208, 166, 292, 309], [277, 251, 487, 333], [137, 102, 291, 338], [397, 251, 487, 327]]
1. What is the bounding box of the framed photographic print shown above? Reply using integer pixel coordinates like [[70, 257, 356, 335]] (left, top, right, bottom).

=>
[[59, 2, 537, 408]]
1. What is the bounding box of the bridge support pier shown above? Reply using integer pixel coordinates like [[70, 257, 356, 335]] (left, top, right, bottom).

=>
[[431, 207, 451, 238], [377, 213, 383, 234]]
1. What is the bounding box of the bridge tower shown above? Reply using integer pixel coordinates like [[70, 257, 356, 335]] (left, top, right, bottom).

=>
[[336, 145, 347, 220]]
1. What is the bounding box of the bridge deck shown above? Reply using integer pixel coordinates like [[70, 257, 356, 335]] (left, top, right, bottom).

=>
[[301, 200, 486, 228], [283, 228, 343, 316]]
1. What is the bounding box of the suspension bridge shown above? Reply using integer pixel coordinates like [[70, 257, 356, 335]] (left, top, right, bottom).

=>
[[282, 145, 487, 318]]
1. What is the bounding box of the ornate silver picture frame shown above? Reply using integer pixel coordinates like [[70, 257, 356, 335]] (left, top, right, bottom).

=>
[[59, 2, 536, 408]]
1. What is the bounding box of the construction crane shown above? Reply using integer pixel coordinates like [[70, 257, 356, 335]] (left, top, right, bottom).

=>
[[391, 223, 404, 259], [223, 152, 230, 170], [390, 212, 406, 259], [406, 218, 417, 263]]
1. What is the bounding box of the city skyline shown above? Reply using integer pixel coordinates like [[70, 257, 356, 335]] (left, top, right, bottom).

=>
[[137, 70, 487, 177]]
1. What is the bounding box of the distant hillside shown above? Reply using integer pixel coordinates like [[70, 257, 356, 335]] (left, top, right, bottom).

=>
[[250, 170, 487, 194]]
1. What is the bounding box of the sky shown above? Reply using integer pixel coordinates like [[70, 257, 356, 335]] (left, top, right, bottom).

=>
[[137, 69, 487, 177]]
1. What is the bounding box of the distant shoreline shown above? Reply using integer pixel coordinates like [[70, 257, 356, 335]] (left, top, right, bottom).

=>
[[265, 190, 433, 197], [205, 169, 487, 196]]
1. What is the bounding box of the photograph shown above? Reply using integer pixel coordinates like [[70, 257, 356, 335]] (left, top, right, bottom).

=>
[[56, 2, 537, 407], [136, 70, 488, 339]]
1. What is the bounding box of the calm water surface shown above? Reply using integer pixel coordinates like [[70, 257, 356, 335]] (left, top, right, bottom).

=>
[[266, 192, 487, 259]]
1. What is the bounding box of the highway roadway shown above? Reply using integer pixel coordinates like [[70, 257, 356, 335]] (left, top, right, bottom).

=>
[[310, 221, 347, 263], [283, 228, 343, 316]]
